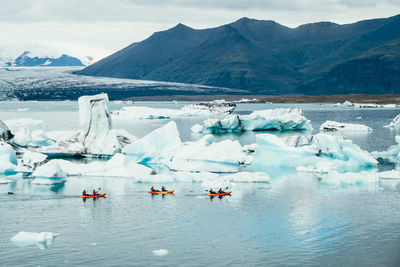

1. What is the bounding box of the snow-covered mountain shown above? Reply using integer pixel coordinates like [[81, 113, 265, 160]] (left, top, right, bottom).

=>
[[6, 51, 84, 67]]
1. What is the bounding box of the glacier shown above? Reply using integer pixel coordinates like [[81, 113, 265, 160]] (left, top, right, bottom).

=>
[[192, 108, 312, 134]]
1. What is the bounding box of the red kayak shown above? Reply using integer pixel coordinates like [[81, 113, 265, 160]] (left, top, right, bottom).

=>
[[79, 193, 106, 198], [148, 190, 174, 195], [207, 191, 232, 196]]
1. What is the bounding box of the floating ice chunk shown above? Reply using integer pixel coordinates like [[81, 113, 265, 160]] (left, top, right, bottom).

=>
[[123, 121, 182, 162], [253, 133, 377, 172], [372, 136, 400, 162], [4, 118, 50, 146], [385, 114, 400, 128], [32, 160, 67, 178], [318, 170, 379, 185], [379, 170, 400, 179], [320, 121, 372, 132], [11, 232, 59, 249], [103, 153, 153, 178], [0, 120, 13, 141], [0, 141, 17, 174], [21, 150, 48, 169], [194, 108, 312, 133], [112, 106, 181, 120], [334, 101, 383, 108], [191, 124, 203, 133], [153, 249, 168, 256], [164, 135, 246, 173], [78, 93, 121, 155], [181, 100, 236, 116]]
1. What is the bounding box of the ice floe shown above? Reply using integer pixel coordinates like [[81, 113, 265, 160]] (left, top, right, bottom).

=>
[[192, 108, 312, 133], [0, 141, 17, 174], [319, 121, 372, 132], [384, 114, 400, 128], [153, 249, 168, 256], [19, 150, 48, 171], [112, 100, 236, 120], [333, 100, 389, 108], [371, 136, 400, 162], [11, 231, 59, 249], [253, 133, 377, 172]]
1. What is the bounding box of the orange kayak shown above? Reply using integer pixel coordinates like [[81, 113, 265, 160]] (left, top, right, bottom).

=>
[[79, 193, 106, 198], [148, 190, 175, 194], [207, 191, 232, 196]]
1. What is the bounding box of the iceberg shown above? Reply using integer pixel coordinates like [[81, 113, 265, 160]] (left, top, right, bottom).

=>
[[180, 100, 236, 115], [163, 135, 246, 173], [102, 153, 154, 178], [11, 231, 58, 249], [0, 120, 13, 141], [32, 159, 67, 178], [112, 100, 236, 121], [78, 93, 121, 155], [253, 133, 377, 172], [192, 108, 312, 133], [0, 141, 17, 174], [371, 136, 400, 162], [334, 100, 384, 108], [3, 118, 51, 146], [385, 114, 400, 128], [319, 121, 372, 132], [19, 150, 48, 171], [123, 121, 182, 163]]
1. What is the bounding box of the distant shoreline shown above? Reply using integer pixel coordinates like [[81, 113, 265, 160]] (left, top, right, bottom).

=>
[[128, 94, 400, 104]]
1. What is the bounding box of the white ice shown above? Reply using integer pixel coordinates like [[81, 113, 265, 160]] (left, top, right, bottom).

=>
[[163, 135, 246, 173], [17, 150, 48, 172], [11, 231, 59, 249], [384, 114, 400, 128], [0, 141, 17, 174], [32, 159, 67, 178], [319, 120, 372, 132], [334, 100, 387, 108], [153, 249, 168, 256], [123, 121, 182, 163], [371, 135, 400, 162], [192, 108, 312, 133], [3, 118, 52, 146], [78, 93, 121, 155], [379, 170, 400, 179], [112, 100, 236, 120]]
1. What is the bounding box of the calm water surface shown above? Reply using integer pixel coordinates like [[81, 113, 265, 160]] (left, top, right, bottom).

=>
[[0, 102, 399, 266]]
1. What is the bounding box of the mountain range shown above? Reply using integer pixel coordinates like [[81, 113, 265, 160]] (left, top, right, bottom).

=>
[[6, 51, 84, 67], [76, 15, 400, 95]]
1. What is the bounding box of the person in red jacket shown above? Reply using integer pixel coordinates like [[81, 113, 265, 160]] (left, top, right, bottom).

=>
[[209, 189, 216, 194], [218, 188, 225, 194], [161, 186, 167, 192], [150, 186, 158, 192], [82, 190, 87, 196], [93, 189, 97, 196]]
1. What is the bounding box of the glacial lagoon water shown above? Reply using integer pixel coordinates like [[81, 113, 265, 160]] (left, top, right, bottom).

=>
[[1, 101, 400, 266]]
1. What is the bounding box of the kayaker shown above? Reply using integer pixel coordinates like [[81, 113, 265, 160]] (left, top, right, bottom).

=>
[[161, 186, 167, 192], [151, 186, 157, 192], [82, 190, 87, 196], [218, 188, 225, 194], [93, 189, 97, 196], [209, 189, 216, 194]]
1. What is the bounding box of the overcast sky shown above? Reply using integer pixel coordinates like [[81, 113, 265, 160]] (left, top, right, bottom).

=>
[[1, 0, 399, 61]]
